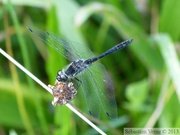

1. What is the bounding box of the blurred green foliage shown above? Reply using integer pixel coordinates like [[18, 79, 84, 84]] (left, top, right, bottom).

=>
[[1, 0, 180, 135]]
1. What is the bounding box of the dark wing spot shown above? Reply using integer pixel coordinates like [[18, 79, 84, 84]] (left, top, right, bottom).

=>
[[46, 31, 49, 35], [106, 112, 110, 117], [28, 28, 33, 32], [89, 111, 92, 116]]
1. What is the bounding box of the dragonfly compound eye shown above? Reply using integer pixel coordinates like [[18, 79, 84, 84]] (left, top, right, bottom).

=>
[[56, 70, 67, 82]]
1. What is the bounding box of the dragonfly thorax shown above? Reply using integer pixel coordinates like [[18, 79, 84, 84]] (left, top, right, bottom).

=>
[[56, 59, 91, 82]]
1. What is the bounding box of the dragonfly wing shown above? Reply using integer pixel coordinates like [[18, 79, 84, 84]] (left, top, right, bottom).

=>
[[27, 25, 79, 61], [78, 71, 101, 119], [87, 62, 118, 119]]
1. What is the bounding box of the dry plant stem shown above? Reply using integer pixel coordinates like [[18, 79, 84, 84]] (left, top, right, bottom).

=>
[[0, 48, 106, 135], [3, 13, 35, 135], [150, 1, 159, 35]]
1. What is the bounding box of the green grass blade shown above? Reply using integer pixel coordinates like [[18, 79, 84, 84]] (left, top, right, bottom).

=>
[[154, 34, 180, 102]]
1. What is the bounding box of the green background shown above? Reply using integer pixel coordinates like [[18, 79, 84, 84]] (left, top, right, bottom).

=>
[[1, 0, 180, 134]]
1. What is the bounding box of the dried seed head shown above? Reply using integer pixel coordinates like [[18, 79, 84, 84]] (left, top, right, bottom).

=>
[[48, 81, 77, 106]]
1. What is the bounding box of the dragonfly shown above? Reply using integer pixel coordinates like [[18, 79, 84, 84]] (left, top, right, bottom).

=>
[[27, 25, 133, 119]]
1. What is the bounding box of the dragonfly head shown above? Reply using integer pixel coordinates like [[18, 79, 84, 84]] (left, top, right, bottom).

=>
[[56, 70, 68, 82]]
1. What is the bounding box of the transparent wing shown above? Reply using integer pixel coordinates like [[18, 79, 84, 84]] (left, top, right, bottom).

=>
[[47, 32, 94, 60], [77, 62, 117, 119], [86, 62, 118, 119], [27, 25, 80, 61], [27, 25, 95, 61], [78, 70, 101, 119]]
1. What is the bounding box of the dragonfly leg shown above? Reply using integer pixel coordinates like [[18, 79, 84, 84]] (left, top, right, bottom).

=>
[[71, 77, 82, 89]]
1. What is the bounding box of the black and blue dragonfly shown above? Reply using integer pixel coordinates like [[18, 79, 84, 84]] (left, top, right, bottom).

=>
[[28, 25, 133, 119]]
